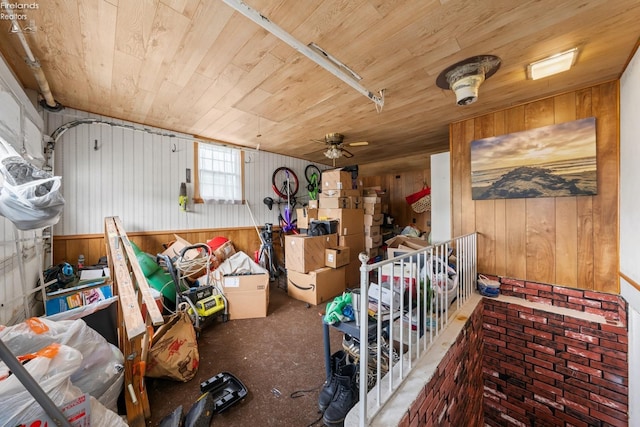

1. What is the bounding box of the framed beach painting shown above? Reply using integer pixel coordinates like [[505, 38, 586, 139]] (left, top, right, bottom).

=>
[[470, 117, 597, 200]]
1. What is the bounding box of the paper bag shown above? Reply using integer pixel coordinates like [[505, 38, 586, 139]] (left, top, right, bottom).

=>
[[146, 311, 199, 382]]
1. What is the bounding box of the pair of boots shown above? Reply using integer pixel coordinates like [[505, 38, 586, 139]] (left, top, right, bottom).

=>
[[319, 350, 359, 426]]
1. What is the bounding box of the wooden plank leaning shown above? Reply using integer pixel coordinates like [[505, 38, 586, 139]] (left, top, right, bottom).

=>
[[113, 216, 164, 327], [104, 216, 165, 426], [113, 216, 164, 419], [104, 217, 146, 339]]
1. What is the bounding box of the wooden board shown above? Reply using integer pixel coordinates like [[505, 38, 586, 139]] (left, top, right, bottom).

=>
[[113, 217, 164, 327], [104, 216, 160, 426]]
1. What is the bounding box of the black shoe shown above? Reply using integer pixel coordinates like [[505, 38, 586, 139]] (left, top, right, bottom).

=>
[[318, 350, 347, 411], [322, 364, 359, 426]]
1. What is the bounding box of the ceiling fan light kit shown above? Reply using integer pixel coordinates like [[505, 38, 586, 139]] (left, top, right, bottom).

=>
[[311, 132, 366, 165], [324, 145, 343, 159], [436, 55, 502, 106]]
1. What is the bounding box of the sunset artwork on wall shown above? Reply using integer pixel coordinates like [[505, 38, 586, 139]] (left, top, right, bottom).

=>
[[470, 117, 597, 200]]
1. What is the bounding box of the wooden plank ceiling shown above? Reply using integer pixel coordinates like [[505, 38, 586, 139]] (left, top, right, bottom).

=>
[[0, 0, 638, 175]]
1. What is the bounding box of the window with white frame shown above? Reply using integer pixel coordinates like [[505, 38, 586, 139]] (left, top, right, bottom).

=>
[[195, 142, 243, 204]]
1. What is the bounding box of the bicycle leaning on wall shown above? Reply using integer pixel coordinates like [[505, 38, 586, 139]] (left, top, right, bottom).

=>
[[271, 166, 299, 234]]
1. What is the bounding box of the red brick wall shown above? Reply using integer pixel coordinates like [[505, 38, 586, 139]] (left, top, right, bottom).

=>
[[393, 279, 628, 426], [483, 279, 628, 427], [399, 302, 485, 427], [497, 276, 627, 324]]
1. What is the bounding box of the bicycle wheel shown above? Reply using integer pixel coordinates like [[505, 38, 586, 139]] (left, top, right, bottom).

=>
[[305, 164, 321, 198], [305, 164, 321, 183], [272, 167, 299, 200]]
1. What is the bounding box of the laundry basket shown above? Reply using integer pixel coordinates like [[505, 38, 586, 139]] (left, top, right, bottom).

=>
[[405, 187, 431, 213]]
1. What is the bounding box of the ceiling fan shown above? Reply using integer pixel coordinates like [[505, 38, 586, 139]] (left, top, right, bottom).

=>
[[312, 133, 369, 166]]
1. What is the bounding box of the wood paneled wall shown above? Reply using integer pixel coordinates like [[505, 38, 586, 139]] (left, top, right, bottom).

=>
[[53, 226, 273, 267], [361, 170, 431, 234], [451, 81, 619, 293]]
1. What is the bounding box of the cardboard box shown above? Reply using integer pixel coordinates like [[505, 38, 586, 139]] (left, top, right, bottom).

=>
[[364, 213, 383, 226], [362, 196, 381, 204], [162, 234, 203, 264], [385, 235, 430, 260], [213, 240, 236, 263], [363, 203, 382, 215], [216, 252, 270, 320], [308, 199, 319, 209], [322, 169, 353, 190], [344, 261, 361, 287], [318, 208, 364, 236], [319, 195, 361, 209], [297, 207, 318, 229], [363, 186, 383, 196], [364, 247, 382, 259], [320, 196, 349, 209], [221, 273, 269, 320], [287, 267, 346, 305], [325, 246, 350, 268], [364, 225, 381, 237], [339, 233, 365, 261], [320, 188, 362, 198], [285, 233, 338, 273], [162, 235, 209, 277], [365, 235, 382, 248]]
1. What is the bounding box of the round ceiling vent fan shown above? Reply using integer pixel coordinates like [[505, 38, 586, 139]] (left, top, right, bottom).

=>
[[312, 133, 369, 164]]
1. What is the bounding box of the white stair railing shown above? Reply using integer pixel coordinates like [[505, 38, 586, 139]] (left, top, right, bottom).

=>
[[354, 233, 477, 425]]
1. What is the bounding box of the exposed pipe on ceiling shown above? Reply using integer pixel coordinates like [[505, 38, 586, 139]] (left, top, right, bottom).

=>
[[42, 117, 257, 171], [221, 0, 385, 111], [3, 1, 63, 112]]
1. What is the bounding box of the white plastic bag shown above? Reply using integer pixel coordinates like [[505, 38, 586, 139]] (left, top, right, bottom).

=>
[[0, 135, 65, 229], [0, 317, 124, 411], [422, 254, 458, 309], [0, 343, 127, 426]]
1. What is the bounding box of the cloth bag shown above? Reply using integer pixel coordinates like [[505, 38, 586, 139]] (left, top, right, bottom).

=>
[[146, 310, 199, 382]]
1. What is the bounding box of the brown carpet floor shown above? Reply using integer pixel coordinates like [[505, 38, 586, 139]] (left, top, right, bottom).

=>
[[145, 277, 345, 427]]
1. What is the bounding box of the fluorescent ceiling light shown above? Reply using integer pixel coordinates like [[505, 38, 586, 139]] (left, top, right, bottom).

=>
[[221, 0, 384, 109], [527, 48, 578, 80]]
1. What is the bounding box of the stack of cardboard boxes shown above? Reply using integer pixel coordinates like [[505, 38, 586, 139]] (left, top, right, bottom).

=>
[[362, 190, 383, 259], [317, 169, 365, 287], [285, 230, 346, 305], [288, 168, 365, 303]]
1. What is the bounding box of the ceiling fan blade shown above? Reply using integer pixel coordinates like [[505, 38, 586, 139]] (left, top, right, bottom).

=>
[[348, 141, 369, 147], [342, 148, 354, 158]]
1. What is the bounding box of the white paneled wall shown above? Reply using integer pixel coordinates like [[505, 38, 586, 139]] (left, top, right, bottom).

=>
[[0, 52, 47, 325], [620, 45, 640, 427], [47, 108, 326, 235]]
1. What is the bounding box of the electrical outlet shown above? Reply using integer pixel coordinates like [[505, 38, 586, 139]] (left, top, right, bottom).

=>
[[186, 168, 191, 183]]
